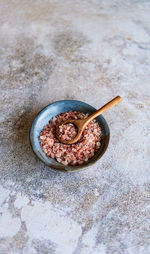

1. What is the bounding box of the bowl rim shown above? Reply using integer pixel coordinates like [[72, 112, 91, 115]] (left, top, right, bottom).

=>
[[29, 99, 110, 172]]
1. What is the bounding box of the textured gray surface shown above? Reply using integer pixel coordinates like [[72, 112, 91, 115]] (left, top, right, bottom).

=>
[[0, 0, 150, 253]]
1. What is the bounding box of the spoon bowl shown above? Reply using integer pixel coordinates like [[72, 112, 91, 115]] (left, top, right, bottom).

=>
[[56, 119, 85, 144]]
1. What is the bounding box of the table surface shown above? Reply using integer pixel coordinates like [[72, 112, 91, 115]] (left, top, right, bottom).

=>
[[0, 1, 150, 253]]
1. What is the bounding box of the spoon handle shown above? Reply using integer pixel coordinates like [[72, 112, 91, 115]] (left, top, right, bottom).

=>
[[85, 96, 122, 125]]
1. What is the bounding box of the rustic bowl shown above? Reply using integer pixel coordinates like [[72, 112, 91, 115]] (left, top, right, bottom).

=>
[[30, 100, 110, 172]]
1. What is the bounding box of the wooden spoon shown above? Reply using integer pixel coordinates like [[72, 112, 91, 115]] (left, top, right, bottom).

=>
[[56, 96, 122, 144]]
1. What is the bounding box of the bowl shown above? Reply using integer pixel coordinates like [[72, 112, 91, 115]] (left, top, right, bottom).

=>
[[30, 100, 110, 172]]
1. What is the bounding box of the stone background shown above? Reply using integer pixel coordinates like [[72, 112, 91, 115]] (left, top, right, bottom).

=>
[[0, 0, 150, 253]]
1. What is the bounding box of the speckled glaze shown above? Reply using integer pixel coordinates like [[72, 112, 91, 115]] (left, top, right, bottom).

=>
[[30, 100, 110, 172]]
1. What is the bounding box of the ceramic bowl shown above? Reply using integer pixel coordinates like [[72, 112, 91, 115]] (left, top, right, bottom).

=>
[[30, 100, 110, 172]]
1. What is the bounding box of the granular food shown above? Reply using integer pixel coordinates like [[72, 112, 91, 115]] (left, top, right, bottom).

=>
[[39, 111, 101, 166]]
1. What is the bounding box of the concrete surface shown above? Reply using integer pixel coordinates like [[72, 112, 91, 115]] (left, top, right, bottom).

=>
[[0, 0, 150, 253]]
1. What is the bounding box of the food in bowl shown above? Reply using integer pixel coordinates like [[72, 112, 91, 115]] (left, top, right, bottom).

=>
[[39, 111, 101, 166]]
